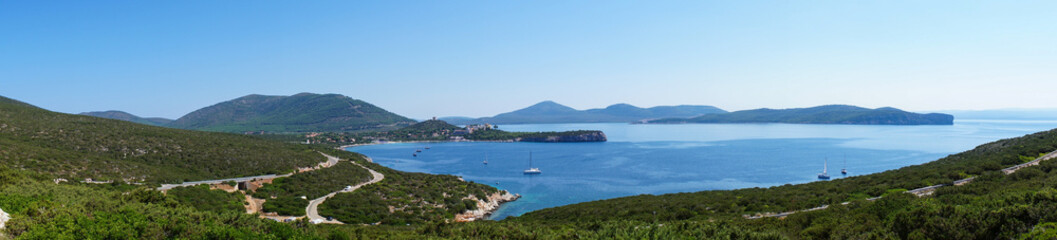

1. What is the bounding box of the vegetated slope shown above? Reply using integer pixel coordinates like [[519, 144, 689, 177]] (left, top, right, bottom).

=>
[[0, 95, 324, 183], [167, 184, 247, 213], [252, 161, 373, 216], [168, 93, 415, 133], [318, 165, 501, 225], [435, 155, 1057, 239], [648, 105, 954, 125], [79, 110, 173, 126], [0, 168, 316, 239], [445, 101, 726, 124]]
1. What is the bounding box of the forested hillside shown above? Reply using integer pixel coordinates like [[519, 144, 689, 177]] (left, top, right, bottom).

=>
[[168, 93, 415, 133], [0, 96, 324, 183]]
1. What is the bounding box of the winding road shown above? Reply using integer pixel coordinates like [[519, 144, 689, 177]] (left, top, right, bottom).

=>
[[150, 152, 385, 224], [157, 152, 340, 191], [305, 162, 385, 224]]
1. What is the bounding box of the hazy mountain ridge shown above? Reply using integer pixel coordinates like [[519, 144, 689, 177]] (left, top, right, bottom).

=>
[[647, 105, 954, 125], [167, 93, 415, 133], [443, 101, 727, 124], [80, 110, 173, 126]]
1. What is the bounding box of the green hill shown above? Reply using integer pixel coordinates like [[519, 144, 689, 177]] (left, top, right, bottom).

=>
[[648, 105, 954, 125], [398, 119, 462, 133], [0, 95, 324, 183], [79, 110, 173, 126], [168, 93, 415, 133]]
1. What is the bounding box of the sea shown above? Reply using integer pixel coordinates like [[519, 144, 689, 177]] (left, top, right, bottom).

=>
[[345, 120, 1057, 220]]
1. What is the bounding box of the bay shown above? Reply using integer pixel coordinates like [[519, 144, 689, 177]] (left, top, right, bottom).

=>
[[346, 120, 1057, 220]]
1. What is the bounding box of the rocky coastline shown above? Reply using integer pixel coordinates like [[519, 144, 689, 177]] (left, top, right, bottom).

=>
[[455, 191, 521, 222], [1, 207, 9, 230]]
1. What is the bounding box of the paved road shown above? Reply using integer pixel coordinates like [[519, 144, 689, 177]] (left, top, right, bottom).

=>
[[157, 173, 290, 191], [157, 152, 339, 191], [747, 150, 1057, 219], [305, 162, 385, 224]]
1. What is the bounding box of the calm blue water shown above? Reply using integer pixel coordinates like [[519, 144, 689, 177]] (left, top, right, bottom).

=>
[[346, 120, 1057, 220]]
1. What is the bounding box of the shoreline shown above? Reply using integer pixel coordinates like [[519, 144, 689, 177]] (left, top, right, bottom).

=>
[[336, 139, 517, 150], [337, 140, 523, 221], [455, 191, 520, 222]]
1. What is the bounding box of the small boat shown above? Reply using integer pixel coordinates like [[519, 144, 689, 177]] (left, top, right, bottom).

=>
[[416, 149, 422, 153], [818, 158, 830, 180], [841, 156, 847, 175], [412, 153, 417, 157], [524, 151, 541, 175], [425, 146, 431, 150], [483, 153, 488, 165]]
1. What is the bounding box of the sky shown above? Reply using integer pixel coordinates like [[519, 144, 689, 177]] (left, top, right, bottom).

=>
[[2, 1, 1056, 119]]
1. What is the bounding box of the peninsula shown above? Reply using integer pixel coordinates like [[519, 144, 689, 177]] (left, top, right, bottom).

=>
[[286, 119, 607, 147]]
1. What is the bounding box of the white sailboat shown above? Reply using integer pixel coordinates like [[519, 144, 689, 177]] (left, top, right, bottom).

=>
[[524, 151, 541, 175], [818, 158, 830, 180]]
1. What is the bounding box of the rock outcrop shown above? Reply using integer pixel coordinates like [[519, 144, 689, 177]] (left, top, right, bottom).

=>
[[455, 191, 520, 222], [1, 207, 9, 229]]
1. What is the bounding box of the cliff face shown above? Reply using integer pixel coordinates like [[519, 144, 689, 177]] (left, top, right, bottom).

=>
[[517, 131, 607, 142]]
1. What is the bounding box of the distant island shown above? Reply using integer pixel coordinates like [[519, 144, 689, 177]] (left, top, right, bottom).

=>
[[279, 119, 606, 147], [645, 105, 954, 125], [442, 101, 726, 125]]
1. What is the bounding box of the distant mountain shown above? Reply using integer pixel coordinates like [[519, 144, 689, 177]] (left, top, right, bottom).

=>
[[169, 93, 415, 133], [444, 101, 727, 124], [647, 105, 953, 125], [80, 110, 173, 126]]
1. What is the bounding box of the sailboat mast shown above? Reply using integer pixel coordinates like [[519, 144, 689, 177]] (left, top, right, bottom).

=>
[[824, 158, 828, 174]]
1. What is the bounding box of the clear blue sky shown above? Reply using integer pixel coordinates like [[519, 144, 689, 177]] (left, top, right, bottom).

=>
[[2, 1, 1056, 119]]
